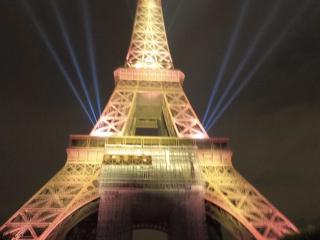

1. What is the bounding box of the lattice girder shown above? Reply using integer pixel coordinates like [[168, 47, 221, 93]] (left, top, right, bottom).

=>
[[91, 83, 208, 139], [0, 161, 101, 240], [125, 0, 173, 69], [164, 92, 208, 139], [0, 139, 299, 240], [201, 165, 298, 240], [206, 202, 255, 240], [0, 0, 299, 238], [91, 90, 136, 137]]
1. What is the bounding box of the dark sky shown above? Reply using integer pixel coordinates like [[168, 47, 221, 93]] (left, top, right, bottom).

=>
[[0, 0, 320, 235]]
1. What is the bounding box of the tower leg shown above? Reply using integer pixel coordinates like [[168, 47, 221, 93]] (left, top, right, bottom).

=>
[[169, 189, 208, 240], [96, 191, 132, 240], [96, 187, 208, 240]]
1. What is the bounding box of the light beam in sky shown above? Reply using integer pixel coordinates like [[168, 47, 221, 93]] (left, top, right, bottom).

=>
[[204, 1, 281, 129], [21, 1, 95, 125], [206, 2, 308, 131], [80, 0, 102, 115], [202, 0, 250, 125], [50, 0, 98, 122]]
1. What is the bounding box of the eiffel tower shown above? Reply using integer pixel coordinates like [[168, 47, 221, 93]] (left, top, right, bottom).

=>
[[0, 0, 299, 239]]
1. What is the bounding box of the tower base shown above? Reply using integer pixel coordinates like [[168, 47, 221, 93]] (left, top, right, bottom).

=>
[[97, 187, 208, 240]]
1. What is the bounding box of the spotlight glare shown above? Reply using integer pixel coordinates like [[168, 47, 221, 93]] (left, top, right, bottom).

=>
[[81, 0, 102, 115], [50, 0, 98, 122], [21, 1, 94, 125], [202, 0, 250, 127], [206, 3, 307, 131], [205, 1, 281, 128]]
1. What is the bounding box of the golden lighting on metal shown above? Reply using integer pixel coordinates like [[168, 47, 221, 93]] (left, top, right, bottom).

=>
[[0, 1, 298, 240]]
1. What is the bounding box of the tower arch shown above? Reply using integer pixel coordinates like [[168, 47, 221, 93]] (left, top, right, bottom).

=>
[[0, 0, 298, 239]]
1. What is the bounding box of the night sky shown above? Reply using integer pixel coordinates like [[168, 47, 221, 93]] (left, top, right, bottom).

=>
[[0, 0, 320, 236]]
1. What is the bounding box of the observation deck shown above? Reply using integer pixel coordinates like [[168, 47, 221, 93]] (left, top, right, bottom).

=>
[[67, 135, 233, 169], [69, 135, 229, 149]]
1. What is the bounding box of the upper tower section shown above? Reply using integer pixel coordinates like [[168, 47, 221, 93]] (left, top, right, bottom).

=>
[[125, 0, 174, 70]]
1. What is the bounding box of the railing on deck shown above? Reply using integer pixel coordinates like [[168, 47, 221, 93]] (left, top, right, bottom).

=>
[[69, 135, 229, 150]]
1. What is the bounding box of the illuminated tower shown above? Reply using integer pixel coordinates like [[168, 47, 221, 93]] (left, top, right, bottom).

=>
[[0, 0, 298, 240]]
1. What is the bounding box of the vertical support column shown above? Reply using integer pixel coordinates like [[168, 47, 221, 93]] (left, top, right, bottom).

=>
[[96, 191, 132, 240], [169, 188, 208, 240]]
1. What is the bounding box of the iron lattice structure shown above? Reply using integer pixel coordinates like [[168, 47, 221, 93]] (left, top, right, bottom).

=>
[[125, 0, 173, 69], [1, 0, 298, 239]]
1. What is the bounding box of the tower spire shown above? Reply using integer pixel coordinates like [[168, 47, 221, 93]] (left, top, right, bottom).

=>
[[0, 1, 299, 240], [125, 0, 174, 69]]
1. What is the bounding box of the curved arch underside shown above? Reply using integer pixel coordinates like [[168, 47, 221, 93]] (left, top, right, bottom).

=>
[[0, 0, 299, 238], [46, 198, 264, 240], [46, 198, 245, 240], [0, 162, 298, 240], [201, 166, 298, 240]]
